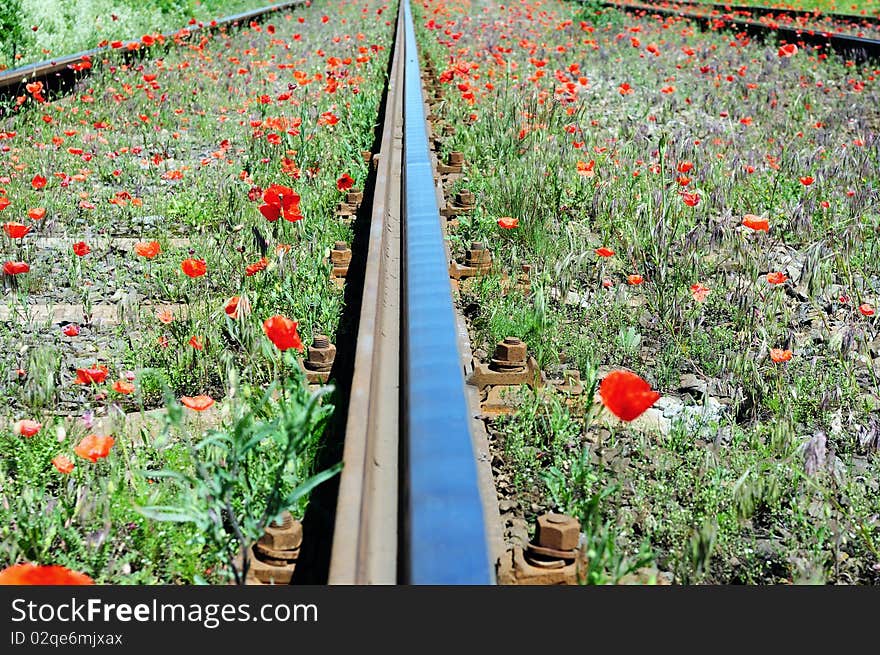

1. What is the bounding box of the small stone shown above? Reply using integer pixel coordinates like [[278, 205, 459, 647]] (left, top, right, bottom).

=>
[[678, 373, 707, 397], [498, 499, 518, 512], [632, 407, 670, 435]]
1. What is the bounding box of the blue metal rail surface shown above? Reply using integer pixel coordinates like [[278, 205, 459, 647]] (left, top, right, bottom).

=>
[[401, 0, 493, 585]]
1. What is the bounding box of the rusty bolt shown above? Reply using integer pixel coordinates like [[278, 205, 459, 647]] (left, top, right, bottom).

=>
[[491, 336, 527, 370], [346, 190, 363, 205], [536, 513, 580, 552], [362, 150, 372, 163], [456, 190, 475, 206], [465, 241, 492, 269], [258, 511, 303, 552], [331, 241, 352, 266], [448, 151, 464, 166], [305, 334, 336, 371]]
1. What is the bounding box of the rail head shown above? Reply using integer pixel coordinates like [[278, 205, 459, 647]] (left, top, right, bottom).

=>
[[401, 0, 493, 585]]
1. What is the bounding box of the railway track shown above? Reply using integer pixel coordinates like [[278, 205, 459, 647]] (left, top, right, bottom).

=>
[[325, 0, 495, 584], [600, 0, 880, 62], [0, 0, 496, 584]]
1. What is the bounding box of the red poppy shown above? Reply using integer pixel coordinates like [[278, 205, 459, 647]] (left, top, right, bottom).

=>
[[263, 315, 303, 351], [74, 434, 115, 462], [156, 309, 174, 324], [134, 241, 161, 259], [799, 176, 814, 186], [0, 563, 92, 585], [677, 161, 693, 173], [766, 272, 788, 285], [599, 370, 660, 422], [72, 241, 90, 256], [497, 216, 518, 229], [52, 455, 74, 474], [859, 303, 875, 317], [225, 295, 248, 319], [0, 197, 9, 211], [28, 207, 46, 220], [595, 247, 614, 257], [3, 222, 30, 238], [112, 380, 134, 394], [778, 43, 798, 58], [577, 160, 595, 177], [627, 274, 644, 285], [180, 394, 215, 411], [31, 174, 47, 189], [681, 192, 701, 207], [742, 215, 769, 231], [259, 184, 302, 222], [74, 365, 108, 385], [188, 335, 204, 350], [181, 258, 206, 278], [690, 283, 710, 302], [337, 173, 355, 191], [13, 419, 41, 437], [770, 348, 793, 363], [3, 261, 29, 275], [62, 324, 80, 337], [246, 257, 269, 276]]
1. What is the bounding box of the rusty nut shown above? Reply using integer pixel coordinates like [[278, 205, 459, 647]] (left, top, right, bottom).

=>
[[258, 512, 303, 552], [536, 513, 580, 552], [331, 242, 352, 266], [456, 190, 475, 206], [493, 337, 527, 366], [306, 335, 336, 371], [465, 242, 491, 268]]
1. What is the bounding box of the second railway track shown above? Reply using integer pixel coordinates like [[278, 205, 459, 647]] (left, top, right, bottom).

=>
[[600, 0, 880, 62]]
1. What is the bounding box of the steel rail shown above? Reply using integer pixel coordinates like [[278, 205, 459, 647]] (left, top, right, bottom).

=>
[[328, 3, 405, 586], [600, 1, 880, 62], [0, 1, 305, 98], [400, 0, 493, 584]]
